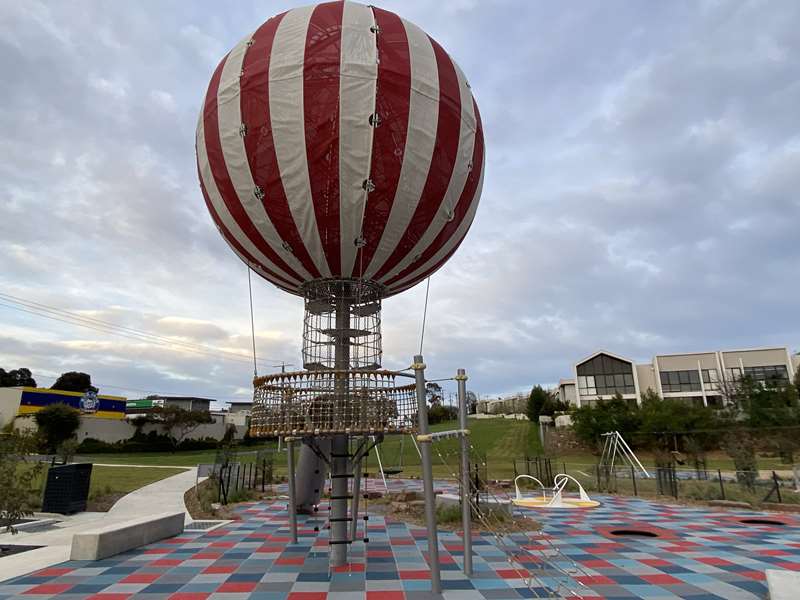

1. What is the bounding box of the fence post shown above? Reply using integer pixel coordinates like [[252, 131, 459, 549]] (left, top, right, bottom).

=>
[[631, 465, 637, 497], [595, 464, 601, 491], [718, 469, 725, 500], [526, 456, 531, 476], [773, 471, 783, 503]]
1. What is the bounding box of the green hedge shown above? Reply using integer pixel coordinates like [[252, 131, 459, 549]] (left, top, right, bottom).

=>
[[77, 431, 220, 454]]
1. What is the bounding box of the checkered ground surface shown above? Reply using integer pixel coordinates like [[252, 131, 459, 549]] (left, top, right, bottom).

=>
[[1, 482, 799, 599]]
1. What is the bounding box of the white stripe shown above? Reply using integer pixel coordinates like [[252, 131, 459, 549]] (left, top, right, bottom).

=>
[[269, 5, 331, 278], [387, 150, 484, 292], [363, 17, 439, 280], [227, 240, 296, 293], [338, 1, 378, 277], [196, 115, 302, 289], [215, 33, 314, 282], [377, 57, 476, 284]]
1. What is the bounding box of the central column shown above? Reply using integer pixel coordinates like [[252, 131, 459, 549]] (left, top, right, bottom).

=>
[[330, 294, 351, 566]]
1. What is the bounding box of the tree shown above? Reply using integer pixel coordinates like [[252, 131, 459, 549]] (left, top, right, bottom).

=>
[[570, 393, 642, 451], [465, 390, 478, 414], [637, 390, 718, 453], [0, 428, 44, 533], [148, 406, 214, 452], [526, 385, 549, 423], [51, 371, 96, 393], [794, 364, 800, 392], [425, 382, 443, 405], [0, 367, 37, 388], [34, 403, 81, 453]]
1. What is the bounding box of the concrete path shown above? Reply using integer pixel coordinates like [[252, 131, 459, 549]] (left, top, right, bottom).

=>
[[0, 467, 199, 583], [108, 467, 198, 521]]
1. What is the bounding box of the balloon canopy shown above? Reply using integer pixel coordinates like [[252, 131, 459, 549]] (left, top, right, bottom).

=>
[[196, 0, 484, 298]]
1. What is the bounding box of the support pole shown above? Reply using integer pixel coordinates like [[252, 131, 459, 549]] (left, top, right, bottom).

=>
[[330, 296, 351, 567], [414, 354, 441, 594], [456, 368, 472, 576], [350, 445, 363, 543], [286, 438, 298, 544]]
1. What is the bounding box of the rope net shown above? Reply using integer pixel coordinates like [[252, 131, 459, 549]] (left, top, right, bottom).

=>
[[250, 369, 417, 436]]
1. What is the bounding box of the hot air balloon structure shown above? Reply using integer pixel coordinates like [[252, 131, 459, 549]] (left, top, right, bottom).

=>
[[196, 0, 484, 571]]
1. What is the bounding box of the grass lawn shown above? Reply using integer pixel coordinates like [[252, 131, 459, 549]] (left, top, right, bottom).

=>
[[87, 465, 187, 496], [21, 464, 187, 512]]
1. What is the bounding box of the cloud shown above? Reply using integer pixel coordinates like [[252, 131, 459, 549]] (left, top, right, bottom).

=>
[[1, 0, 798, 406]]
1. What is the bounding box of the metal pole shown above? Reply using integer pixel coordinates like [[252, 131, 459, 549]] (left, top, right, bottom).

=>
[[456, 368, 472, 577], [330, 296, 351, 567], [350, 447, 363, 543], [287, 438, 298, 544], [414, 354, 441, 594]]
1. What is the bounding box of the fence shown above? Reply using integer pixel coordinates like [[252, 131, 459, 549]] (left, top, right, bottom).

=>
[[213, 450, 276, 504], [562, 461, 798, 506]]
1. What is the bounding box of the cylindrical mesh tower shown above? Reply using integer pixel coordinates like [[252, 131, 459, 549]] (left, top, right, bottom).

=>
[[251, 278, 416, 566]]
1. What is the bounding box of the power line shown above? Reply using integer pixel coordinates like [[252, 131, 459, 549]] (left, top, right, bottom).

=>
[[31, 370, 253, 404], [0, 291, 289, 368]]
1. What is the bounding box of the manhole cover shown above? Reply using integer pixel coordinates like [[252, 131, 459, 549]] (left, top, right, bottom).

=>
[[185, 520, 224, 531], [0, 545, 43, 557], [739, 518, 785, 526], [609, 529, 659, 538]]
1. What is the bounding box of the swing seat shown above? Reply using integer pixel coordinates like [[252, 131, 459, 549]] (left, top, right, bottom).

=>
[[383, 467, 403, 475]]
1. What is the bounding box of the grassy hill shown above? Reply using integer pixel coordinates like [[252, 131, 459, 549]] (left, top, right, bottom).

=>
[[79, 417, 542, 480], [364, 417, 541, 480]]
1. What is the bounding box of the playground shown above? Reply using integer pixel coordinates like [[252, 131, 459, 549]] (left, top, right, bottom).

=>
[[2, 474, 798, 600]]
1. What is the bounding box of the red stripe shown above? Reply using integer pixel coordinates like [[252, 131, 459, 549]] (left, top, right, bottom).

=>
[[352, 7, 411, 278], [371, 36, 462, 281], [196, 164, 298, 293], [202, 52, 304, 283], [241, 12, 321, 280], [303, 1, 345, 276], [384, 99, 483, 286], [387, 227, 469, 297]]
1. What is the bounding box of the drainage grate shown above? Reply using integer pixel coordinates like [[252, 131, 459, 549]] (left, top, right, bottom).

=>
[[609, 529, 659, 538], [739, 518, 785, 526], [185, 520, 225, 531]]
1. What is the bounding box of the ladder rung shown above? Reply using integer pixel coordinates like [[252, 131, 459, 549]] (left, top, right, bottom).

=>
[[330, 495, 353, 500], [329, 540, 352, 545], [331, 473, 354, 479], [329, 517, 352, 522]]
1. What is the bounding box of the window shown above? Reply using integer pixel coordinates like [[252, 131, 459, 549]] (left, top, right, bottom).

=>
[[725, 365, 789, 385], [577, 354, 636, 396], [702, 369, 720, 390], [660, 370, 701, 393], [744, 365, 789, 384]]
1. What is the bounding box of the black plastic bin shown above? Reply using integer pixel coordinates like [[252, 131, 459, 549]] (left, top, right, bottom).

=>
[[42, 463, 93, 514]]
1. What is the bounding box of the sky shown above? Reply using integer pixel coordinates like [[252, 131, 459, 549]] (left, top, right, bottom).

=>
[[1, 0, 798, 406]]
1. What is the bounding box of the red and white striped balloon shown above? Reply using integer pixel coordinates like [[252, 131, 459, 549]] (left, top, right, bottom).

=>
[[196, 1, 484, 297]]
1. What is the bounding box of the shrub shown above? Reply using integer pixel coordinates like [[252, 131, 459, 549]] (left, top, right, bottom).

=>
[[34, 403, 81, 453]]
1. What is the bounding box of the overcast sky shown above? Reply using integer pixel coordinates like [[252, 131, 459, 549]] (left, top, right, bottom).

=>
[[1, 0, 798, 406]]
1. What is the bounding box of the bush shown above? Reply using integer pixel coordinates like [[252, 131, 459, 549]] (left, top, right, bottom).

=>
[[34, 403, 81, 453], [570, 394, 641, 450], [428, 404, 458, 425], [77, 432, 220, 454]]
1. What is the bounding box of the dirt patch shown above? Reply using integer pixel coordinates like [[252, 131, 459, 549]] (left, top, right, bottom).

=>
[[86, 492, 126, 512]]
